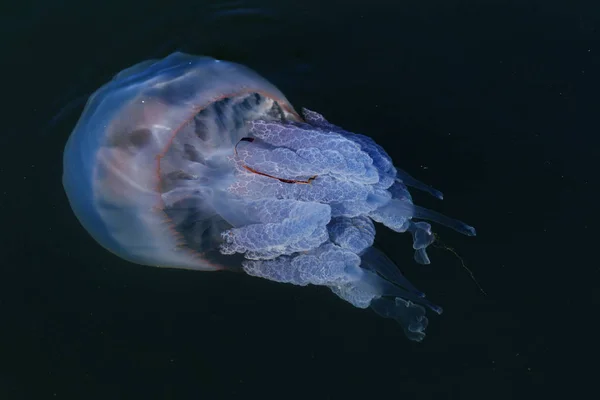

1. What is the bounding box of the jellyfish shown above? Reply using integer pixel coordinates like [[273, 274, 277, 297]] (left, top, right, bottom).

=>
[[62, 52, 475, 341]]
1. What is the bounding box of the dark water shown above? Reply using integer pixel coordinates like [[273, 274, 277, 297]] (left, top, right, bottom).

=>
[[2, 0, 597, 398]]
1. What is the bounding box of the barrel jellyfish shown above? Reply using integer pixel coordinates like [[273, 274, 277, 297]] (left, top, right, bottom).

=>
[[62, 52, 475, 341]]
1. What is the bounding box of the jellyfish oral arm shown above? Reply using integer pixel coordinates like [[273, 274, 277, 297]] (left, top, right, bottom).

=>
[[219, 108, 475, 341]]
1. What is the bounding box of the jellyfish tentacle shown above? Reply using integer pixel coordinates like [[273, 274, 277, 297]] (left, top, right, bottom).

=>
[[412, 205, 477, 236], [395, 171, 444, 200]]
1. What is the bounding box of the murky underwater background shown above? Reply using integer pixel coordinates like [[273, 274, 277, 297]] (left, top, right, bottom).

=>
[[1, 0, 598, 398]]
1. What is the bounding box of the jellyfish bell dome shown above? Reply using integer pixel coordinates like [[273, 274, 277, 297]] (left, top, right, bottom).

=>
[[63, 52, 302, 271]]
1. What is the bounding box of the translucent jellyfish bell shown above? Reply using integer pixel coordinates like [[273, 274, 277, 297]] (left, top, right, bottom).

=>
[[63, 52, 476, 341]]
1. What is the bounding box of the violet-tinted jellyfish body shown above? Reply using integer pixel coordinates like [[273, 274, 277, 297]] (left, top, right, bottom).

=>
[[63, 52, 475, 341]]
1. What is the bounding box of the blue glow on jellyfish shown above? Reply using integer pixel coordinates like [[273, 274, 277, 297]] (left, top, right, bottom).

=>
[[63, 52, 475, 341]]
